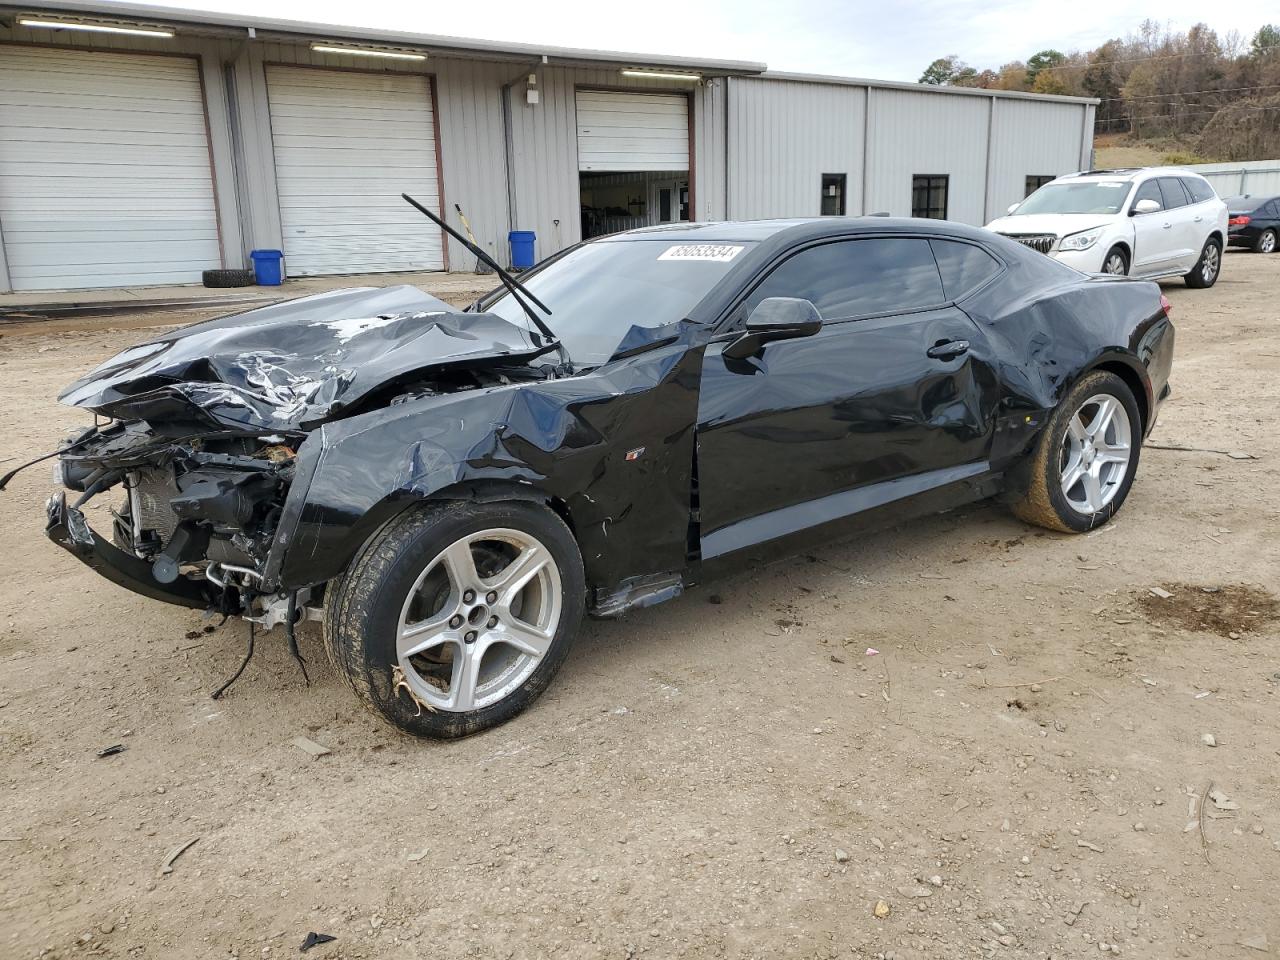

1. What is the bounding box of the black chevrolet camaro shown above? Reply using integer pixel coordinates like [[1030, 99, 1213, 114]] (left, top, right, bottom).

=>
[[22, 216, 1174, 737]]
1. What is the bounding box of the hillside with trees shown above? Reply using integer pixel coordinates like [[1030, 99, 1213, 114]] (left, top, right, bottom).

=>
[[919, 21, 1280, 162]]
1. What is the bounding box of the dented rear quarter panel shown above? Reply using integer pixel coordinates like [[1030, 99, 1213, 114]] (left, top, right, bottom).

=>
[[966, 237, 1173, 440]]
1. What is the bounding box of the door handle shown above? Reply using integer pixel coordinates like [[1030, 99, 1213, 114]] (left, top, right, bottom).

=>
[[1162, 222, 1172, 229], [927, 339, 970, 360]]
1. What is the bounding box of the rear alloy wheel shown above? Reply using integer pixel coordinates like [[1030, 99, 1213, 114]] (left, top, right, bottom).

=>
[[1255, 229, 1277, 254], [1184, 238, 1221, 288], [325, 500, 584, 738], [1012, 371, 1142, 533], [1101, 246, 1129, 276]]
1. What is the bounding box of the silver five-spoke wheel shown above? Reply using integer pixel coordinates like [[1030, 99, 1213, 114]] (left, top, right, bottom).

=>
[[1059, 394, 1133, 515], [396, 528, 562, 712]]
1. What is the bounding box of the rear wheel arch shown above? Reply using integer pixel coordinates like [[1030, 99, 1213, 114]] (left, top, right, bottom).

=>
[[1089, 359, 1150, 435]]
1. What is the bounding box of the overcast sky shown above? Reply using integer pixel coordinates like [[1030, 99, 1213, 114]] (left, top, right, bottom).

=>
[[140, 0, 1274, 80]]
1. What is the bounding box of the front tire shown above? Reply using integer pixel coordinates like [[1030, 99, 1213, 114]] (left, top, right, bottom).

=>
[[1184, 237, 1221, 288], [1101, 246, 1129, 276], [1254, 229, 1277, 254], [1012, 371, 1142, 533], [324, 500, 585, 738]]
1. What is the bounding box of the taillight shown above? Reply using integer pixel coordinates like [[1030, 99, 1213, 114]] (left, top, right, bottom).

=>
[[1160, 294, 1172, 317], [1228, 215, 1251, 226]]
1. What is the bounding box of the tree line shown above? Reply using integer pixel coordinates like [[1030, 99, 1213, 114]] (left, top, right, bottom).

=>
[[919, 21, 1280, 160]]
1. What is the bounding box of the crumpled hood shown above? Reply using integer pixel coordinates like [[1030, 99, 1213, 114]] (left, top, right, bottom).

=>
[[59, 285, 552, 432]]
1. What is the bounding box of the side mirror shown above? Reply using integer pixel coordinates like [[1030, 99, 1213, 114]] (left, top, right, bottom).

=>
[[1131, 198, 1161, 216], [722, 297, 822, 360], [1007, 202, 1021, 215]]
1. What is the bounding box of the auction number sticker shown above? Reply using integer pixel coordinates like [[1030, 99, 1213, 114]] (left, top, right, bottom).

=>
[[658, 244, 744, 262]]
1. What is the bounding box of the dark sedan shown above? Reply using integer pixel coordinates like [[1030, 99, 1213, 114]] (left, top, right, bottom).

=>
[[23, 216, 1174, 738], [1226, 194, 1280, 253]]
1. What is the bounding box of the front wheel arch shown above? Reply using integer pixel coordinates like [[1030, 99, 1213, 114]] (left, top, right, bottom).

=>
[[1101, 243, 1131, 275]]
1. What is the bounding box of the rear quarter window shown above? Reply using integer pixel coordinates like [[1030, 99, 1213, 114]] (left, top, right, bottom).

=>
[[1182, 177, 1217, 204], [929, 239, 1001, 300]]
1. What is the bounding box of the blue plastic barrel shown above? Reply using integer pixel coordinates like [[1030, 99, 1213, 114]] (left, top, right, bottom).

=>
[[508, 231, 536, 270], [250, 249, 284, 286]]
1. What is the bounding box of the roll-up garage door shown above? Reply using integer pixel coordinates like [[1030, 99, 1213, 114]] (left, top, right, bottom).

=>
[[576, 90, 689, 172], [0, 46, 221, 292], [266, 66, 443, 276]]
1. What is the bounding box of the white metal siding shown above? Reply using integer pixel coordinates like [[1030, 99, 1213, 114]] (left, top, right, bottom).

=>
[[576, 90, 689, 172], [266, 65, 443, 276], [727, 77, 864, 219], [1183, 160, 1280, 197], [864, 88, 991, 225], [0, 45, 221, 291], [987, 99, 1088, 221]]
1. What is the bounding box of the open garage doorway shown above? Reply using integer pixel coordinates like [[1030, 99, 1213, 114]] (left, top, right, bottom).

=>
[[580, 171, 690, 239], [576, 90, 691, 240]]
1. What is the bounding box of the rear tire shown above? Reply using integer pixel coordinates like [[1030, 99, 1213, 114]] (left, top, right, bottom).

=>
[[1011, 371, 1142, 533], [324, 500, 585, 739], [1183, 237, 1221, 288], [1254, 229, 1277, 254]]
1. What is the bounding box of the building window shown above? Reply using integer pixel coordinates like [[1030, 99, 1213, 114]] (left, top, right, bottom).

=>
[[912, 175, 948, 219], [1025, 175, 1055, 196], [821, 174, 846, 216]]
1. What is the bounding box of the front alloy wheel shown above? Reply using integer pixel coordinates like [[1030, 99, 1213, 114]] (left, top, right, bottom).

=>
[[395, 528, 562, 713], [1102, 247, 1128, 276], [325, 500, 585, 738]]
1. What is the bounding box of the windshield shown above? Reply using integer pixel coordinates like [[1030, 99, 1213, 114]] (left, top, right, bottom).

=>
[[480, 239, 753, 367], [1014, 181, 1133, 216]]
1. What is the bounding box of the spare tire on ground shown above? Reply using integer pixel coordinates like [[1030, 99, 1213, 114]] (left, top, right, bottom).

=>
[[202, 268, 257, 288]]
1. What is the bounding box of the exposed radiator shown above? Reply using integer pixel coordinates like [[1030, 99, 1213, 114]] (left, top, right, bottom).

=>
[[127, 467, 180, 548]]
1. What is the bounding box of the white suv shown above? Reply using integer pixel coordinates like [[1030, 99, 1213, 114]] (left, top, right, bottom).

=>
[[986, 168, 1228, 288]]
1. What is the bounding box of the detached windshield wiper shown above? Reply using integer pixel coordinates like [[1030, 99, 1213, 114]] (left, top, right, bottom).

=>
[[401, 194, 570, 369]]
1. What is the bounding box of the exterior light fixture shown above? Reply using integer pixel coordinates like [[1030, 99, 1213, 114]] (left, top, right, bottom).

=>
[[310, 43, 426, 61], [18, 18, 174, 37], [620, 69, 702, 81]]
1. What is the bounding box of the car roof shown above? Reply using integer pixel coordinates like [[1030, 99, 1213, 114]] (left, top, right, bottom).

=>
[[598, 216, 997, 245], [1055, 167, 1210, 184]]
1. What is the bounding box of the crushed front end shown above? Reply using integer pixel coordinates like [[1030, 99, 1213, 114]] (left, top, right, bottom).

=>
[[34, 284, 558, 625], [46, 420, 304, 619]]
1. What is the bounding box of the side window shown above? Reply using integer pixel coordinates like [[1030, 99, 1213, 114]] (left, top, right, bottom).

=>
[[1267, 201, 1280, 218], [929, 239, 1001, 300], [1183, 177, 1215, 204], [912, 175, 949, 219], [1025, 175, 1055, 197], [1158, 178, 1190, 209], [1132, 180, 1163, 211], [742, 239, 945, 322]]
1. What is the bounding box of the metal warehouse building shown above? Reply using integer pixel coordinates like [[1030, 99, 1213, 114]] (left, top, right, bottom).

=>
[[0, 0, 1097, 293]]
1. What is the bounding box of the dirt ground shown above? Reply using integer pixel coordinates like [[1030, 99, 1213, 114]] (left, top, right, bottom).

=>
[[1, 256, 1278, 960]]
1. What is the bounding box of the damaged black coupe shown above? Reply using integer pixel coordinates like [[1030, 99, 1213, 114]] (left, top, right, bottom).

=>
[[26, 215, 1173, 738]]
